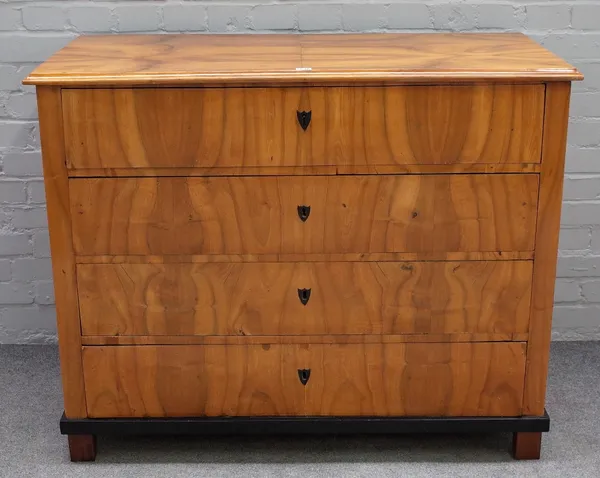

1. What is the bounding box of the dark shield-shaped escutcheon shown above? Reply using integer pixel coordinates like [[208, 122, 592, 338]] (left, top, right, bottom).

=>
[[297, 205, 311, 222], [298, 288, 311, 305], [297, 110, 312, 131], [298, 369, 311, 385]]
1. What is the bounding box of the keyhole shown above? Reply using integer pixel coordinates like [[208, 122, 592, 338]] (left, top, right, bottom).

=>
[[298, 369, 311, 385], [298, 288, 311, 306], [297, 110, 312, 131], [297, 205, 311, 222]]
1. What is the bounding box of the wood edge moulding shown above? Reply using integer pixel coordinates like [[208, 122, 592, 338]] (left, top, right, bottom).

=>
[[24, 71, 582, 87], [81, 334, 529, 346], [66, 164, 542, 177], [74, 252, 535, 264]]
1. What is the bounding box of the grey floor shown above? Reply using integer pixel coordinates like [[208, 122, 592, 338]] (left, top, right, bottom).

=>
[[1, 343, 599, 478]]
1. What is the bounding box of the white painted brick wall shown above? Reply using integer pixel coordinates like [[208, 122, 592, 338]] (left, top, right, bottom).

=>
[[1, 0, 600, 343]]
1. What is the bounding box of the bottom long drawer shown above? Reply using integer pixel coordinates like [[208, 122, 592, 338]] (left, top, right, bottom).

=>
[[82, 342, 525, 418]]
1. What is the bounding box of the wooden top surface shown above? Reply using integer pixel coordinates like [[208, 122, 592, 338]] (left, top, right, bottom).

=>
[[24, 33, 582, 86]]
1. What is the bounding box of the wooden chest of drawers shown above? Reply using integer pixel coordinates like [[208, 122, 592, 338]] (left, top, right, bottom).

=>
[[25, 33, 582, 462]]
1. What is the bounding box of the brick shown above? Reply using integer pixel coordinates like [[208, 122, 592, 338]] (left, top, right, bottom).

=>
[[553, 305, 600, 328], [565, 148, 600, 173], [590, 230, 600, 252], [562, 203, 600, 226], [527, 4, 571, 30], [22, 6, 67, 31], [16, 65, 37, 93], [572, 63, 600, 92], [163, 5, 207, 32], [477, 4, 519, 29], [552, 326, 600, 340], [30, 124, 40, 149], [115, 5, 160, 32], [342, 4, 386, 31], [0, 180, 26, 203], [69, 6, 115, 33], [11, 257, 52, 281], [0, 306, 56, 331], [11, 208, 48, 229], [298, 4, 342, 32], [4, 93, 38, 120], [0, 234, 31, 256], [568, 121, 600, 147], [0, 260, 10, 281], [27, 181, 46, 203], [0, 34, 73, 62], [570, 93, 600, 118], [0, 282, 34, 305], [0, 122, 36, 149], [207, 5, 251, 32], [35, 280, 54, 305], [563, 177, 600, 200], [581, 280, 600, 302], [572, 5, 600, 30], [387, 3, 431, 30], [559, 228, 590, 250], [33, 230, 50, 258], [2, 151, 43, 177], [554, 279, 581, 302], [557, 256, 600, 277], [0, 6, 21, 31], [0, 65, 20, 91], [250, 5, 296, 31], [537, 34, 600, 61], [432, 4, 477, 31]]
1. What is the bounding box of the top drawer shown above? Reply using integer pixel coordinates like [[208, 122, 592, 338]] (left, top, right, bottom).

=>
[[62, 85, 544, 170]]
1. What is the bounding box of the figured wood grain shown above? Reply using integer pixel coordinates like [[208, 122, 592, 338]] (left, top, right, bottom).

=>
[[523, 82, 572, 415], [77, 261, 532, 336], [66, 164, 542, 178], [69, 175, 539, 256], [82, 343, 526, 417], [62, 85, 544, 169], [24, 33, 582, 86], [81, 333, 529, 346], [74, 252, 535, 264], [36, 87, 87, 419]]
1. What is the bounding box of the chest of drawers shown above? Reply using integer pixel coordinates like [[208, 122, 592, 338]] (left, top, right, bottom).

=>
[[25, 33, 581, 462]]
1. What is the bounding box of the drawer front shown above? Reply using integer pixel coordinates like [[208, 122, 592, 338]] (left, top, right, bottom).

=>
[[63, 85, 544, 170], [70, 175, 538, 255], [78, 261, 532, 336], [82, 343, 526, 417]]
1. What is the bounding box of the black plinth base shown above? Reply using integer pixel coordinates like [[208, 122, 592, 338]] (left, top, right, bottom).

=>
[[60, 411, 550, 461], [60, 410, 550, 436]]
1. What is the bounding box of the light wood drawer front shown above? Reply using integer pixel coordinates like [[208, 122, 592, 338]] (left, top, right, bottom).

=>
[[62, 85, 544, 170], [78, 261, 532, 337], [70, 175, 538, 255], [82, 342, 526, 418]]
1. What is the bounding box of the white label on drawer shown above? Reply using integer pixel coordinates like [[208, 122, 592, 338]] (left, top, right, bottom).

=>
[[296, 67, 312, 71]]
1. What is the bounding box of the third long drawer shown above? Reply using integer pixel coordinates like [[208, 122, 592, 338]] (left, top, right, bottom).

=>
[[78, 261, 532, 336], [82, 342, 526, 417], [70, 174, 539, 255]]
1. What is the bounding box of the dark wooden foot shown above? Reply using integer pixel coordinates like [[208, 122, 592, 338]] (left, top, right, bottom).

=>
[[512, 431, 542, 460], [68, 434, 97, 462]]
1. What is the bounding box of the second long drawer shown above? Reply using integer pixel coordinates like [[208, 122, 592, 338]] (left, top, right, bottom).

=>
[[78, 261, 532, 336], [70, 174, 539, 255]]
